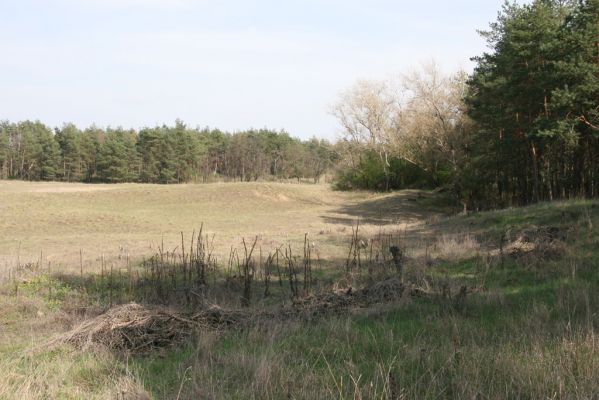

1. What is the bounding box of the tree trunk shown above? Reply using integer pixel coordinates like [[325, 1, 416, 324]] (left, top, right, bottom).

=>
[[529, 140, 540, 203]]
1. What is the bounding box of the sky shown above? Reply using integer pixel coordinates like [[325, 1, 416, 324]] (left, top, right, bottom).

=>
[[1, 0, 519, 139]]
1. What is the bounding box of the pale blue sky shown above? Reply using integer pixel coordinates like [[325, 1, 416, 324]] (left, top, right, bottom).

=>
[[1, 0, 519, 139]]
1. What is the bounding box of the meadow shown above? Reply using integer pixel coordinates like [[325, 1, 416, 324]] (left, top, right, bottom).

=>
[[1, 180, 598, 399], [0, 180, 441, 273]]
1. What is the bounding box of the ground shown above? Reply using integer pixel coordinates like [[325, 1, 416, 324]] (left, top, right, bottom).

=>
[[1, 180, 598, 399], [0, 180, 445, 273]]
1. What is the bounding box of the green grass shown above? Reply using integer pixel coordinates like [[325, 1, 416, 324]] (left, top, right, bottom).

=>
[[440, 198, 597, 240], [123, 198, 599, 399], [129, 283, 598, 398]]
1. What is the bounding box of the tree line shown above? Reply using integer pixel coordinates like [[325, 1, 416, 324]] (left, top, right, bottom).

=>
[[332, 0, 598, 209], [0, 121, 337, 184], [467, 0, 598, 207], [1, 0, 596, 210]]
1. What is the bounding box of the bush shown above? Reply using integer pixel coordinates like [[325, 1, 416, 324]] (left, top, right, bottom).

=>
[[333, 150, 435, 191]]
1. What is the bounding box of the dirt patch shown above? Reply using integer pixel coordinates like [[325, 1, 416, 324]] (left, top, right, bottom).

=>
[[251, 189, 291, 202]]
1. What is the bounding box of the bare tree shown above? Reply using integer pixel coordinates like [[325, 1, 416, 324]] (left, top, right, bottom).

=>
[[401, 63, 473, 186], [332, 79, 400, 190], [332, 62, 473, 197]]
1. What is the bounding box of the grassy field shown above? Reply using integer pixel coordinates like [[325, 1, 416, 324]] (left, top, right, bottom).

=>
[[1, 181, 598, 399], [0, 180, 444, 274]]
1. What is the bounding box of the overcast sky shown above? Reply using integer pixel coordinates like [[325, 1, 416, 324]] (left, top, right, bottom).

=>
[[1, 1, 521, 139]]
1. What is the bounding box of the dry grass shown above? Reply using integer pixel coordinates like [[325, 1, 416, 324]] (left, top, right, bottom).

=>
[[0, 181, 441, 274], [432, 234, 480, 261], [0, 181, 446, 399], [0, 287, 149, 400], [0, 346, 149, 400]]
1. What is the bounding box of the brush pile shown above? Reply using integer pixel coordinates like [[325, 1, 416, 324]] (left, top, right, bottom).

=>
[[56, 278, 409, 352], [361, 277, 406, 304], [57, 303, 250, 353], [507, 225, 568, 261], [289, 277, 405, 317]]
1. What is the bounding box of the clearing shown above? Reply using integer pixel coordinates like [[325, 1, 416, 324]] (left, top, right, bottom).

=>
[[0, 180, 445, 273]]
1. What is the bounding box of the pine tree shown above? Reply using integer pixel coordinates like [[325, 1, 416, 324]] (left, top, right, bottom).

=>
[[97, 129, 132, 183], [467, 0, 598, 206], [137, 128, 162, 183], [0, 122, 9, 179], [158, 131, 178, 184], [55, 123, 82, 182], [80, 127, 102, 182]]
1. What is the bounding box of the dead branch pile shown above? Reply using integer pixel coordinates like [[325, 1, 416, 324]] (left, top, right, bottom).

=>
[[506, 225, 568, 261], [360, 277, 405, 304], [55, 278, 416, 352], [55, 303, 251, 353], [288, 288, 356, 317], [288, 277, 406, 317]]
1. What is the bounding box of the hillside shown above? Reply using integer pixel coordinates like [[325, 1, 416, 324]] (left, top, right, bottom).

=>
[[0, 180, 445, 273]]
